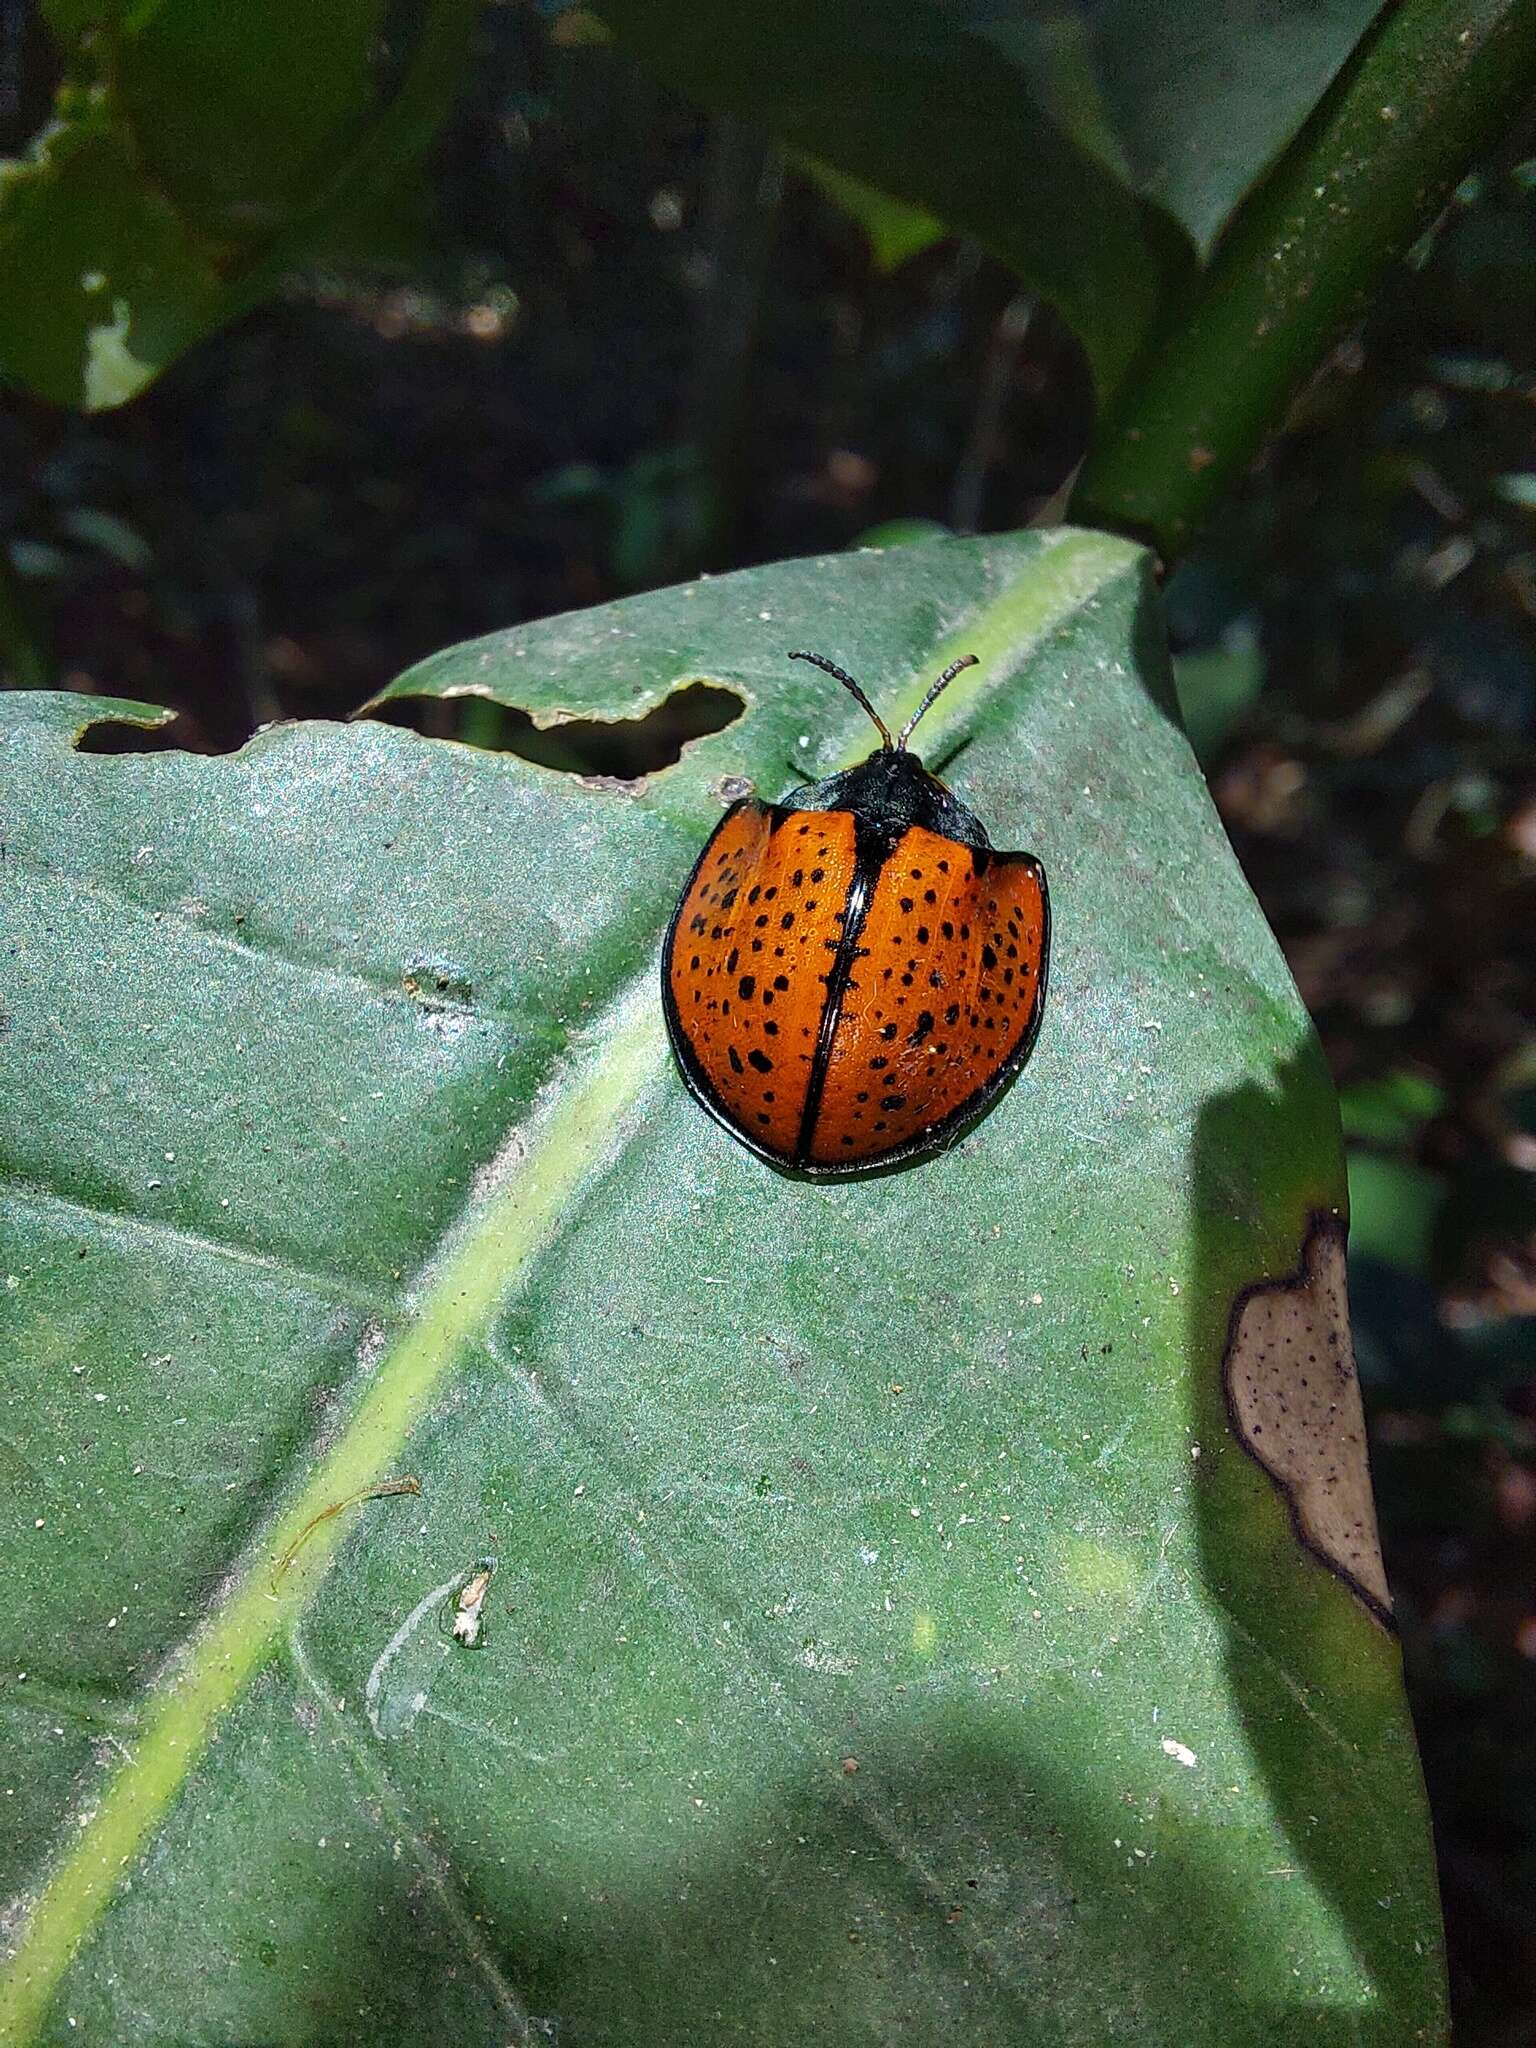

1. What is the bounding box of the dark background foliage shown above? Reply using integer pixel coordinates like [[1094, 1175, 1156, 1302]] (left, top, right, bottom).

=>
[[3, 9, 1534, 2038]]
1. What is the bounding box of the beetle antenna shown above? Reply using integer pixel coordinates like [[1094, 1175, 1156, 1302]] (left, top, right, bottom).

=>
[[788, 650, 893, 751], [897, 654, 979, 750]]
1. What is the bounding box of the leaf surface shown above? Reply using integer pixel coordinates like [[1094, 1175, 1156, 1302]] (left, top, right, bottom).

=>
[[0, 532, 1444, 2042]]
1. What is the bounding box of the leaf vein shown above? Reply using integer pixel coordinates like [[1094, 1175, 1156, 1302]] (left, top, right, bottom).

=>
[[0, 1180, 389, 1316]]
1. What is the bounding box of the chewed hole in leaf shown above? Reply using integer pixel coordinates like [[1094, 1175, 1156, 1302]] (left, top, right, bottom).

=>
[[73, 713, 183, 754], [402, 956, 475, 1007], [371, 681, 745, 778]]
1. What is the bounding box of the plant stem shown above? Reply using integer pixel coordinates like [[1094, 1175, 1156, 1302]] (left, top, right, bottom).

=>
[[0, 548, 52, 688], [687, 116, 784, 572], [1070, 0, 1536, 562]]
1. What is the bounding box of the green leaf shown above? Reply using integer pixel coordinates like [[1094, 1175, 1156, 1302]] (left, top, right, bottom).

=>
[[850, 517, 955, 549], [949, 0, 1390, 259], [0, 111, 229, 411], [1171, 624, 1265, 764], [592, 0, 1388, 398], [1346, 1152, 1447, 1274], [1339, 1071, 1446, 1147], [1071, 0, 1536, 556], [0, 532, 1444, 2041], [0, 0, 476, 410], [114, 0, 390, 239], [795, 156, 948, 272]]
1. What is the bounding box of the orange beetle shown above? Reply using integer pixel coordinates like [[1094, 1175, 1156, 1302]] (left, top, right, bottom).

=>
[[662, 651, 1050, 1174]]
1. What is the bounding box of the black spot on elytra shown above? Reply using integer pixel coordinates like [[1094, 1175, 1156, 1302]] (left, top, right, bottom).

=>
[[747, 1049, 773, 1073], [908, 1010, 935, 1047], [738, 975, 756, 1000], [728, 1046, 744, 1075]]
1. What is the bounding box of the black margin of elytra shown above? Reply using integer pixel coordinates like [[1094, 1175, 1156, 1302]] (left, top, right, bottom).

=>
[[1217, 1208, 1395, 1633]]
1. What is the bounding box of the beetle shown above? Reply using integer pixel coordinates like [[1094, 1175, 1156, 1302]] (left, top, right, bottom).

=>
[[661, 649, 1050, 1174]]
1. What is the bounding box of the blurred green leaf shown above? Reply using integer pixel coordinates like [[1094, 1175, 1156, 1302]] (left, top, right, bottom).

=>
[[0, 111, 228, 410], [38, 0, 129, 32], [115, 0, 388, 241], [944, 0, 1390, 259], [1170, 622, 1265, 764], [1340, 1071, 1447, 1146], [850, 517, 954, 549], [594, 0, 1389, 398], [796, 156, 947, 272], [1070, 0, 1536, 556], [55, 506, 154, 572], [0, 0, 476, 410], [1347, 1151, 1447, 1273], [0, 533, 1445, 2040]]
